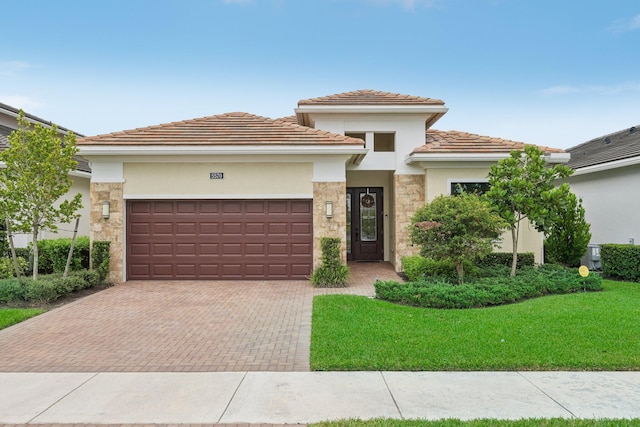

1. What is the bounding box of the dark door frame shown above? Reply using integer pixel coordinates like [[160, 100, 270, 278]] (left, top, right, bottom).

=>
[[347, 187, 384, 261]]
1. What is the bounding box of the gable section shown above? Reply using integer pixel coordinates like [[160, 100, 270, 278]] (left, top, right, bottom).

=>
[[414, 129, 564, 155], [298, 89, 445, 106], [78, 112, 365, 146]]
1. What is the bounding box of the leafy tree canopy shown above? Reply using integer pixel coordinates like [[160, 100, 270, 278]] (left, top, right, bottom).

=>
[[0, 111, 83, 279]]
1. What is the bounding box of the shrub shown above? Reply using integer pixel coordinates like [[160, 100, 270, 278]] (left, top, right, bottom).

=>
[[476, 252, 535, 269], [91, 240, 111, 282], [311, 237, 349, 287], [0, 256, 28, 279], [37, 237, 90, 274], [401, 255, 471, 282], [0, 278, 27, 303], [375, 265, 603, 309], [600, 244, 640, 282]]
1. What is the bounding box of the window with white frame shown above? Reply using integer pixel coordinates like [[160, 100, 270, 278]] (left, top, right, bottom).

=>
[[449, 180, 490, 195]]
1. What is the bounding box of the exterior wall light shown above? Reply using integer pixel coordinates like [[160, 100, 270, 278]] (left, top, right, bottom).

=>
[[325, 201, 333, 219], [102, 201, 110, 219]]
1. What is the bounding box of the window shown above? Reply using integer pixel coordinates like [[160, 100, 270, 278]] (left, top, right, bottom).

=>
[[449, 181, 490, 195], [374, 133, 395, 152]]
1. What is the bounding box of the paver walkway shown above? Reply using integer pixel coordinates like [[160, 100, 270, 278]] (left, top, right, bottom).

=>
[[0, 262, 400, 372]]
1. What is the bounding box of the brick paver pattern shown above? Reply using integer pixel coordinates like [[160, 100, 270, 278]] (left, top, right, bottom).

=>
[[0, 262, 400, 372]]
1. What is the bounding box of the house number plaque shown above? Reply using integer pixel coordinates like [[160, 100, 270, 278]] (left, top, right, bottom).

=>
[[210, 172, 224, 180]]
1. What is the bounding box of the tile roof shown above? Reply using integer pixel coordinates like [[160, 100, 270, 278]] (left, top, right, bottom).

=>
[[566, 125, 640, 169], [413, 129, 565, 154], [298, 89, 445, 106], [78, 112, 365, 146]]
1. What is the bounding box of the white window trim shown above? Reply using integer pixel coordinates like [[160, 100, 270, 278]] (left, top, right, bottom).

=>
[[447, 178, 489, 195]]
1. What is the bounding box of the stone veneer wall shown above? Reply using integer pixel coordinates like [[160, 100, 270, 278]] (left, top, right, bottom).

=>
[[313, 182, 347, 267], [90, 183, 124, 284], [393, 174, 425, 270]]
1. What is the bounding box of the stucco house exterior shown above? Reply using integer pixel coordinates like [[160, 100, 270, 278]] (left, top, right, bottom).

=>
[[77, 90, 568, 283], [0, 102, 91, 247], [566, 125, 640, 249]]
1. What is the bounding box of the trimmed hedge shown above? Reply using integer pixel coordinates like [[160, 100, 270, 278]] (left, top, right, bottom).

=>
[[0, 270, 102, 304], [375, 265, 603, 309], [37, 237, 90, 274], [600, 244, 640, 282]]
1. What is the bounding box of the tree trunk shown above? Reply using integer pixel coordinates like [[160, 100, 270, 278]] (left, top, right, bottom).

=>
[[64, 217, 80, 279], [510, 223, 519, 277], [32, 226, 39, 280], [455, 260, 464, 284], [5, 218, 21, 278]]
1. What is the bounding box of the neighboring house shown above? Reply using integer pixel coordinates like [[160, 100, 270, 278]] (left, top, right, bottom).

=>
[[566, 125, 640, 250], [0, 102, 91, 247], [77, 90, 568, 283]]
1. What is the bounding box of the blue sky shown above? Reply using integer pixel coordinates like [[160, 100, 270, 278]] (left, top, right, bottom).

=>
[[1, 0, 639, 149]]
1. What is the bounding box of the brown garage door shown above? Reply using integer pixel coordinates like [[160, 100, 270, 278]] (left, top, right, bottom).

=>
[[126, 199, 313, 280]]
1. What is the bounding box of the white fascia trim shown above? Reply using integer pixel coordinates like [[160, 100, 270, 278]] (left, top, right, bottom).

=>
[[69, 170, 91, 179], [545, 153, 571, 164], [405, 153, 512, 164], [78, 145, 368, 156], [123, 194, 314, 200], [295, 105, 449, 115], [571, 155, 640, 176]]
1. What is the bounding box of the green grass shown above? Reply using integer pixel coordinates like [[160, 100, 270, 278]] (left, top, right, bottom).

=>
[[311, 419, 640, 427], [311, 280, 640, 371], [0, 308, 45, 330]]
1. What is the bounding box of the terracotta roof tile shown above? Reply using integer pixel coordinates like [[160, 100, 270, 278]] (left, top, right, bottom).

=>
[[298, 89, 445, 106], [78, 112, 365, 146], [413, 129, 565, 154]]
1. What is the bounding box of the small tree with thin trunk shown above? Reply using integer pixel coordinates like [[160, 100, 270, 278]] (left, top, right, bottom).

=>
[[544, 188, 591, 267], [485, 145, 573, 276], [409, 193, 506, 284], [0, 111, 83, 279]]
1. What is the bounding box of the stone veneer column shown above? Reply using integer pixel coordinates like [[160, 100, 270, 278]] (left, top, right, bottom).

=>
[[393, 174, 425, 270], [90, 182, 124, 284], [313, 182, 347, 267]]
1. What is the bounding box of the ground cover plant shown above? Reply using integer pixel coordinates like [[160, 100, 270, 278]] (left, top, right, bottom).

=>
[[0, 308, 44, 330], [311, 419, 640, 427], [375, 265, 602, 309], [311, 280, 639, 371]]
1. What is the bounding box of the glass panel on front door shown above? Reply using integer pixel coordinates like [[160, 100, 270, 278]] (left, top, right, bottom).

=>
[[346, 193, 352, 256], [360, 193, 377, 241]]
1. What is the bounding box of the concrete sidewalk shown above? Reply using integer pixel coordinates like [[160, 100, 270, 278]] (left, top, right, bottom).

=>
[[2, 371, 640, 424]]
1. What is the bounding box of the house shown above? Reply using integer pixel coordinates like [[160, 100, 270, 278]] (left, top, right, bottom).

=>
[[566, 125, 640, 249], [77, 90, 568, 283], [0, 102, 91, 247]]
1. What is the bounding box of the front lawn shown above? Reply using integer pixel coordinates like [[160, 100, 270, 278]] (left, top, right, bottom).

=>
[[0, 308, 44, 330], [311, 280, 640, 371]]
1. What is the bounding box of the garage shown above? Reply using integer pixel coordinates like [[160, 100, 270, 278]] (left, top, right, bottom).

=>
[[126, 199, 313, 280]]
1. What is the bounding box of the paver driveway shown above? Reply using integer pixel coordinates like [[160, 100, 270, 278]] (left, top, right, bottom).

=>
[[0, 263, 400, 372]]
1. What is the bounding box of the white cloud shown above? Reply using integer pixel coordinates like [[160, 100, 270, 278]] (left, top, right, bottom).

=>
[[0, 95, 44, 110], [0, 61, 30, 77], [608, 14, 640, 33], [540, 82, 640, 96]]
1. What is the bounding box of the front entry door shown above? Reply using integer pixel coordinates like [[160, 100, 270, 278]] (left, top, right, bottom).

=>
[[347, 187, 383, 261]]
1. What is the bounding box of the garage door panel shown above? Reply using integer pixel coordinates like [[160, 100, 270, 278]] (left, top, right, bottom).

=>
[[127, 199, 312, 280]]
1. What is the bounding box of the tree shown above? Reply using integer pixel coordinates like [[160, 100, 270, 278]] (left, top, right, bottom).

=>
[[0, 111, 83, 279], [485, 145, 573, 276], [544, 189, 591, 267], [409, 192, 506, 284]]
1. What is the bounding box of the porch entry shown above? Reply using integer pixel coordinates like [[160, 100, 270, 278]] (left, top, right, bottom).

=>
[[346, 187, 383, 261]]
